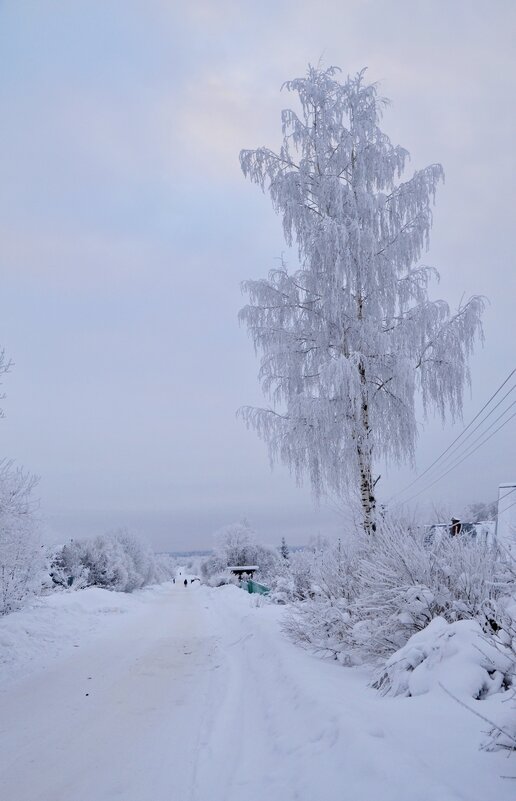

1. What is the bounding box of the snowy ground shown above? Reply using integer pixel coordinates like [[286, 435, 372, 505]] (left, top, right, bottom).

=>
[[0, 582, 513, 801]]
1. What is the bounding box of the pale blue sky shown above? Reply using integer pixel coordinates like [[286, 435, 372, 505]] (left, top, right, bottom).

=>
[[1, 1, 514, 549]]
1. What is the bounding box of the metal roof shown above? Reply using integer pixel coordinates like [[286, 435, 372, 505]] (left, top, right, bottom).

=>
[[227, 565, 259, 571]]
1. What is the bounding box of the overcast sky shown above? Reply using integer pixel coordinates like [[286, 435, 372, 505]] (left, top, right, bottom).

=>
[[1, 1, 514, 550]]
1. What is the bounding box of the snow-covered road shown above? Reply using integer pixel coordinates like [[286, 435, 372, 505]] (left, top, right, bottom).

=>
[[0, 583, 512, 801]]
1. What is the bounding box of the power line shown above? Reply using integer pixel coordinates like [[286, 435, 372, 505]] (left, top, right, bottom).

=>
[[389, 368, 515, 501], [392, 370, 515, 500], [400, 408, 516, 505], [402, 408, 516, 504], [496, 497, 516, 520], [498, 485, 516, 505], [412, 397, 516, 485], [423, 393, 515, 477]]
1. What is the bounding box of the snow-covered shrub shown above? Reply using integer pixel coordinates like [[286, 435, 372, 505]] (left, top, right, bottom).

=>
[[283, 536, 366, 660], [201, 521, 281, 586], [215, 521, 257, 566], [0, 461, 43, 615], [284, 597, 359, 664], [205, 569, 239, 588], [50, 530, 161, 593], [483, 708, 516, 753], [367, 539, 516, 753], [254, 542, 282, 585], [352, 522, 513, 658], [49, 540, 90, 589], [372, 617, 513, 698], [285, 518, 514, 663], [371, 599, 516, 753], [464, 500, 497, 523], [271, 541, 347, 604], [479, 595, 516, 751], [268, 566, 296, 604], [268, 573, 293, 604], [312, 537, 364, 602], [272, 548, 314, 601], [115, 530, 157, 590], [153, 552, 178, 582], [291, 548, 318, 599], [78, 535, 129, 591], [200, 552, 227, 581]]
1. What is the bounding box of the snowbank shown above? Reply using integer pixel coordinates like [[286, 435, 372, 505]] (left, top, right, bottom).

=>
[[1, 580, 514, 800], [373, 616, 513, 699], [0, 585, 162, 685]]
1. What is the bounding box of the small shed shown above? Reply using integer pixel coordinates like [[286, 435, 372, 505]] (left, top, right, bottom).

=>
[[424, 520, 495, 545], [228, 565, 259, 580]]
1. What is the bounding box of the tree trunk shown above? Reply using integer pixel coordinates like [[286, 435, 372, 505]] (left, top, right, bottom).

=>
[[357, 358, 376, 535], [357, 443, 376, 535]]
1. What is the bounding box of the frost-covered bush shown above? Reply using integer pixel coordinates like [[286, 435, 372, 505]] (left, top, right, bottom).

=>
[[83, 531, 159, 592], [205, 569, 240, 588], [0, 461, 43, 615], [284, 519, 514, 663], [484, 707, 516, 753], [271, 540, 352, 604], [49, 540, 90, 589], [254, 542, 282, 584], [50, 530, 162, 593], [283, 536, 365, 660], [87, 534, 131, 590], [114, 530, 158, 590], [372, 617, 513, 698], [201, 521, 281, 586], [154, 552, 178, 582], [350, 522, 512, 658], [284, 597, 357, 664], [288, 548, 319, 600], [372, 613, 516, 754], [366, 536, 516, 752], [268, 572, 293, 604], [200, 552, 227, 581], [479, 596, 516, 751], [214, 521, 257, 566], [268, 553, 305, 604]]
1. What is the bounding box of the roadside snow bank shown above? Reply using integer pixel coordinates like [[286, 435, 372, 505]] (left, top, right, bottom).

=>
[[0, 585, 162, 685], [373, 617, 513, 699]]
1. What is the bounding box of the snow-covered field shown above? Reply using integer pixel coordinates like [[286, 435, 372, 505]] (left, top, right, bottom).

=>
[[0, 582, 513, 801]]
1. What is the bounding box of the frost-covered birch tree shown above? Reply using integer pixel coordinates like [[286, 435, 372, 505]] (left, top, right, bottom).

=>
[[239, 66, 484, 535]]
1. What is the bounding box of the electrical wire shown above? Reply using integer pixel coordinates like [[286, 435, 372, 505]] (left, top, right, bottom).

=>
[[399, 408, 516, 505], [389, 368, 515, 502], [495, 497, 516, 520], [405, 398, 516, 488], [497, 485, 516, 505], [418, 394, 515, 479]]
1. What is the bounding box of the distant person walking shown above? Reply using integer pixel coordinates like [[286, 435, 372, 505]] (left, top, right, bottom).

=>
[[183, 579, 188, 587]]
